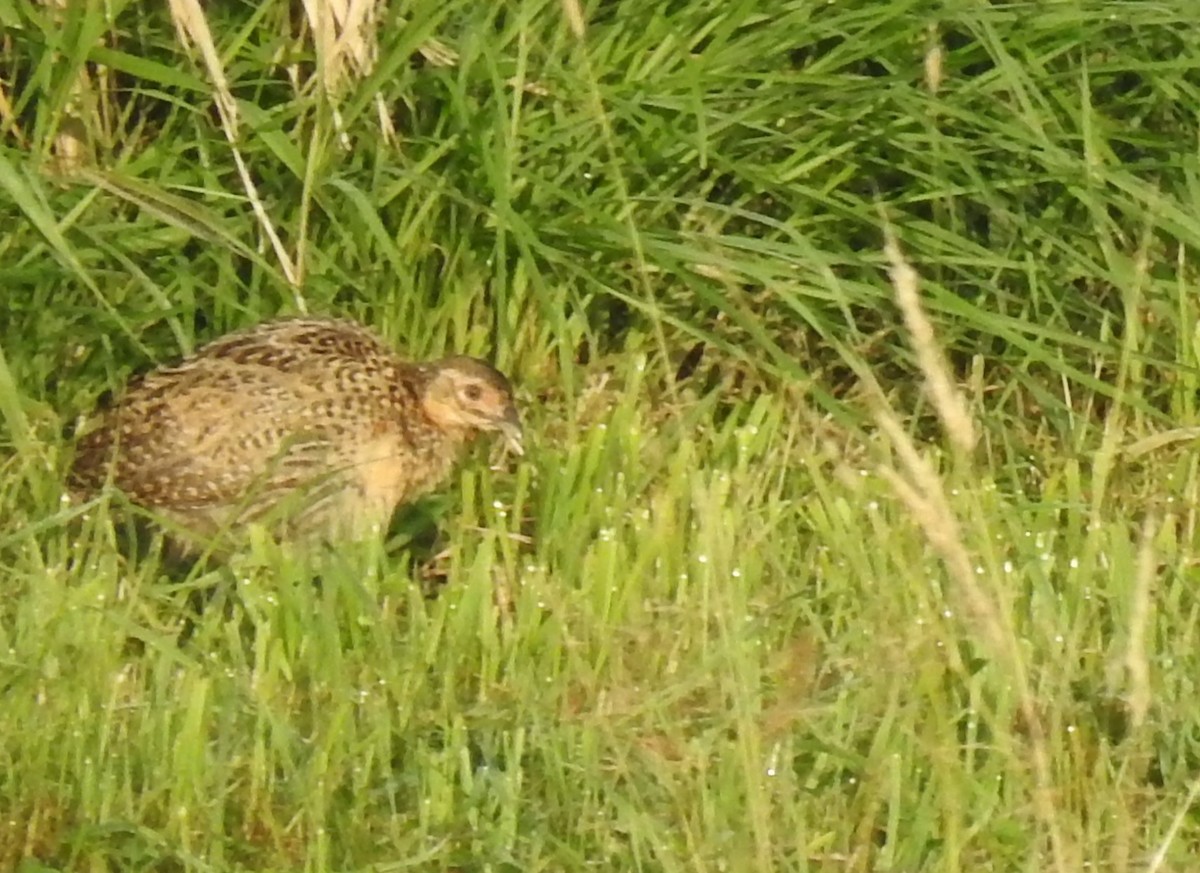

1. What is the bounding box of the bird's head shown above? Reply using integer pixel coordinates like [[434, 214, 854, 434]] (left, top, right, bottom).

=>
[[420, 357, 523, 454]]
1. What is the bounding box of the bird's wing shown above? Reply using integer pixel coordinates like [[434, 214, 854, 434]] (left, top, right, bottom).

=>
[[71, 359, 344, 516]]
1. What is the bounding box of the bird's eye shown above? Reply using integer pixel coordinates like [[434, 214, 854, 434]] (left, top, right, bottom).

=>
[[462, 384, 483, 402]]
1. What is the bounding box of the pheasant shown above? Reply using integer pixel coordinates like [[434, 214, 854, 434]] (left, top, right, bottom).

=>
[[70, 316, 522, 550]]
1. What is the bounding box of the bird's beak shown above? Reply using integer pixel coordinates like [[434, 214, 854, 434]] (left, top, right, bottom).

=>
[[497, 406, 524, 456]]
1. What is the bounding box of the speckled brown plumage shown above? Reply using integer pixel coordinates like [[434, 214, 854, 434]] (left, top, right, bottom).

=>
[[70, 316, 522, 548]]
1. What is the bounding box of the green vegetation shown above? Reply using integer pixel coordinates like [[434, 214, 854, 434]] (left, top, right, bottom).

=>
[[3, 0, 1200, 869]]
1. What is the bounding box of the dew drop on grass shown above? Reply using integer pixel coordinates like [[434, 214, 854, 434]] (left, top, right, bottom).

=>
[[1069, 557, 1079, 569], [942, 609, 953, 619], [1003, 560, 1014, 573], [974, 565, 983, 575], [866, 500, 879, 511], [764, 742, 780, 777], [731, 568, 742, 578], [697, 554, 708, 564]]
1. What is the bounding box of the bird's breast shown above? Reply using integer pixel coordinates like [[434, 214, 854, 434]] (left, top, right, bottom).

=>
[[346, 425, 464, 526]]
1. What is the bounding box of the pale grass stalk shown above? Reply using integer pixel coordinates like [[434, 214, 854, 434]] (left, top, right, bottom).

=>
[[1147, 774, 1200, 873], [42, 0, 92, 173], [167, 0, 302, 303], [883, 230, 976, 454], [871, 399, 1070, 872], [0, 58, 24, 148], [302, 0, 376, 90], [299, 0, 394, 147], [924, 24, 943, 95], [1095, 232, 1153, 519], [297, 1, 456, 146], [301, 0, 344, 150], [0, 341, 32, 458], [1123, 426, 1200, 460], [561, 0, 587, 38], [1124, 514, 1157, 728]]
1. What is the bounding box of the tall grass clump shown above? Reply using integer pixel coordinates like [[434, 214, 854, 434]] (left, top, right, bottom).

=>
[[3, 1, 1200, 870]]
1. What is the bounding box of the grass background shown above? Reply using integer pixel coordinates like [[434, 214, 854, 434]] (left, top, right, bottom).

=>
[[3, 0, 1200, 870]]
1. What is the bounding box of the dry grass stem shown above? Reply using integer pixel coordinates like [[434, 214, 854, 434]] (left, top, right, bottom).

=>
[[1148, 775, 1200, 873], [42, 0, 93, 174], [1125, 514, 1157, 729], [871, 399, 1069, 872], [168, 0, 301, 297], [561, 0, 587, 38], [924, 25, 943, 95], [883, 231, 976, 454]]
